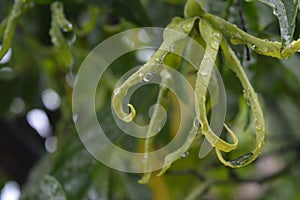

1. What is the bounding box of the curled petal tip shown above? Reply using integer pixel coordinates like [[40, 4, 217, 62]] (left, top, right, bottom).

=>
[[138, 173, 151, 184], [224, 123, 238, 146], [124, 104, 136, 122]]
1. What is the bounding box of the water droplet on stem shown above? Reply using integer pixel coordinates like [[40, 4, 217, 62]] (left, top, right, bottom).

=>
[[193, 118, 200, 129], [209, 40, 219, 50], [168, 44, 175, 54], [201, 71, 208, 77], [182, 23, 193, 33], [143, 72, 153, 82], [181, 151, 189, 158]]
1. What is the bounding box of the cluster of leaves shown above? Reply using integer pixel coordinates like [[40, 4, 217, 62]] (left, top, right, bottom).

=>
[[1, 0, 300, 199]]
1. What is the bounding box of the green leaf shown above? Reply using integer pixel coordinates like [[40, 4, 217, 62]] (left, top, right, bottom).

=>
[[254, 0, 298, 45], [36, 175, 67, 200], [22, 124, 152, 199], [0, 0, 23, 60]]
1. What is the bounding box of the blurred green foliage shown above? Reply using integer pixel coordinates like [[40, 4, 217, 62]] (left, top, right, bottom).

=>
[[1, 0, 300, 199]]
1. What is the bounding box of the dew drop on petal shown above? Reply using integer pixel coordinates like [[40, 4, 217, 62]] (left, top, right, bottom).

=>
[[113, 87, 121, 95], [155, 58, 161, 63], [201, 71, 208, 77], [193, 118, 200, 129], [182, 22, 193, 33], [168, 44, 175, 53], [143, 72, 153, 82], [209, 40, 219, 50]]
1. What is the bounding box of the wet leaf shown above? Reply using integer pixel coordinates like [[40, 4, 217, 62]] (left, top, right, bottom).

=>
[[255, 0, 298, 45]]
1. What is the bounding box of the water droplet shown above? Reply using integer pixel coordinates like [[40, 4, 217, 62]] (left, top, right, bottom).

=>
[[0, 46, 12, 64], [201, 71, 208, 77], [251, 44, 256, 50], [258, 143, 262, 149], [256, 125, 263, 131], [247, 100, 251, 107], [243, 89, 249, 99], [213, 32, 221, 38], [168, 44, 175, 53], [272, 9, 278, 16], [62, 22, 73, 32], [73, 114, 78, 122], [113, 87, 121, 95], [182, 22, 193, 33], [155, 58, 161, 63], [261, 46, 268, 52], [229, 152, 253, 166], [193, 118, 200, 129], [181, 151, 189, 158], [66, 33, 76, 46], [209, 40, 219, 50], [143, 72, 153, 82]]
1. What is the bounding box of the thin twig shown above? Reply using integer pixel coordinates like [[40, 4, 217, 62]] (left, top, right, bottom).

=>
[[237, 0, 251, 61]]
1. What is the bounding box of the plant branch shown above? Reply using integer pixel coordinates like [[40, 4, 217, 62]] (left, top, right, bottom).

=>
[[237, 0, 251, 61]]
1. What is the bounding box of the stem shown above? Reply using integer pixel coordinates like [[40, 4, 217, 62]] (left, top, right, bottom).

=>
[[237, 0, 251, 61], [202, 13, 283, 58], [0, 0, 23, 59]]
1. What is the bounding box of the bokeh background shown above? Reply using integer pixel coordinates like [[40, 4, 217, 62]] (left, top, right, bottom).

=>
[[1, 0, 300, 199]]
